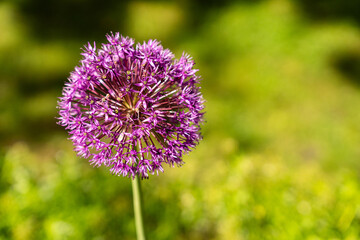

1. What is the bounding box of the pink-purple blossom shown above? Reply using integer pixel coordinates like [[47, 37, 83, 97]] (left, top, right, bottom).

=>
[[57, 32, 204, 179]]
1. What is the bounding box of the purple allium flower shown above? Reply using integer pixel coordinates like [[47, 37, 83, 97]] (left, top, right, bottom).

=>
[[57, 32, 204, 179]]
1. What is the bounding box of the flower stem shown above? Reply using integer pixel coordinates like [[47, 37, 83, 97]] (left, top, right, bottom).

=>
[[132, 174, 146, 240]]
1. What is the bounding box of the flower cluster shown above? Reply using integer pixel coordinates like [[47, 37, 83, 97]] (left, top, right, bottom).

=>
[[57, 32, 204, 179]]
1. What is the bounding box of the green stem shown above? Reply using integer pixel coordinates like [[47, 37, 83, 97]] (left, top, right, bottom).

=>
[[132, 174, 146, 240]]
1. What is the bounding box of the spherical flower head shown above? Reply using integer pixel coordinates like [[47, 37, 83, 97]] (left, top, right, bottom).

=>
[[57, 32, 204, 179]]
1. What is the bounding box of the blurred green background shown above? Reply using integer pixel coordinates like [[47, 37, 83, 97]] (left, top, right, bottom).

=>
[[1, 0, 360, 239]]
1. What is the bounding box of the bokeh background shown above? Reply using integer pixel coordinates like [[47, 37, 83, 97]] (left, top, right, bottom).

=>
[[1, 0, 360, 239]]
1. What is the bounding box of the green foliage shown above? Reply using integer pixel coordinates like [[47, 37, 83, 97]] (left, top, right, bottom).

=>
[[1, 0, 360, 239], [2, 142, 360, 239]]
